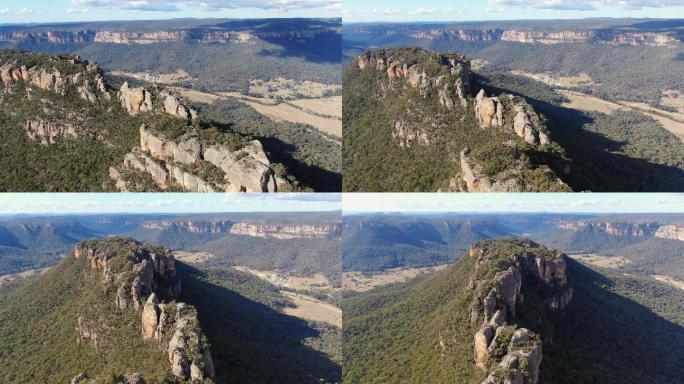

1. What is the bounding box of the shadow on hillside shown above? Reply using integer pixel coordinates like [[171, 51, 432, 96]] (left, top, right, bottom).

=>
[[178, 264, 341, 384], [204, 120, 341, 192], [484, 83, 684, 191], [535, 260, 684, 383]]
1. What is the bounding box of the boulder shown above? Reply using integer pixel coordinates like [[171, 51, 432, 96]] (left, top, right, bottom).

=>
[[474, 89, 503, 128], [474, 325, 495, 368], [119, 82, 153, 115], [141, 293, 160, 339]]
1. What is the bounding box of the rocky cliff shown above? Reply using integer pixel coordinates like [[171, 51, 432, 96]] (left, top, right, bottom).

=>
[[73, 238, 214, 383], [118, 82, 196, 120], [465, 239, 573, 384], [555, 220, 660, 237], [0, 52, 113, 145], [655, 225, 684, 241], [401, 26, 680, 47], [229, 223, 342, 239], [353, 47, 570, 192], [0, 25, 339, 46], [110, 124, 289, 192]]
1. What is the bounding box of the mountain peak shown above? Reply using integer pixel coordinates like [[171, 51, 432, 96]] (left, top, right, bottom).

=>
[[466, 239, 573, 384]]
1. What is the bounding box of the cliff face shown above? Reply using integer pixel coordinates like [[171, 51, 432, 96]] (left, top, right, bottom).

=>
[[555, 220, 660, 237], [0, 53, 113, 145], [0, 26, 338, 46], [655, 225, 684, 241], [110, 124, 289, 193], [404, 27, 680, 47], [73, 238, 214, 383], [353, 47, 570, 192], [229, 223, 342, 239], [465, 239, 573, 384]]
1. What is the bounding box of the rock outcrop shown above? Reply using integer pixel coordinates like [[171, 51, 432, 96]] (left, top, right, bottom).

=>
[[118, 82, 196, 120], [229, 223, 342, 239], [24, 118, 77, 145], [111, 124, 289, 192], [464, 239, 573, 384], [72, 238, 214, 382], [474, 90, 551, 146], [357, 48, 473, 108], [555, 220, 660, 237], [655, 225, 684, 241], [0, 54, 111, 103], [449, 147, 570, 192]]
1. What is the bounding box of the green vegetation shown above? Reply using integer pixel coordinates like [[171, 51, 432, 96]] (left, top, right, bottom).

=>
[[0, 241, 174, 383], [198, 98, 341, 192], [342, 50, 573, 192], [180, 264, 341, 383], [344, 238, 684, 383], [479, 72, 684, 191], [0, 237, 341, 383]]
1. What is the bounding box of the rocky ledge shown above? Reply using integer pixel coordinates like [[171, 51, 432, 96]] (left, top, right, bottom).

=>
[[110, 124, 289, 192], [464, 239, 573, 384], [118, 82, 197, 120], [73, 238, 214, 383], [446, 146, 570, 192], [229, 223, 342, 239]]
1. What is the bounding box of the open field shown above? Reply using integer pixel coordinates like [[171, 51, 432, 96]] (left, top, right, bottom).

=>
[[662, 90, 684, 112], [110, 69, 193, 84], [282, 291, 342, 328], [0, 267, 51, 287], [289, 96, 342, 119], [233, 266, 333, 291], [174, 251, 215, 263], [241, 100, 342, 137], [653, 275, 684, 291], [170, 87, 342, 137], [342, 264, 450, 292], [511, 70, 597, 88], [570, 254, 632, 269], [559, 90, 684, 142], [248, 77, 341, 99]]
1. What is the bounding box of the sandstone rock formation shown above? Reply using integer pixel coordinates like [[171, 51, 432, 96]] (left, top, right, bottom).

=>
[[464, 239, 573, 384], [229, 223, 341, 239], [448, 147, 569, 192], [556, 220, 659, 237], [392, 119, 430, 148], [0, 55, 111, 103], [474, 91, 551, 146], [655, 225, 684, 241], [73, 239, 214, 382], [118, 82, 196, 120], [24, 118, 77, 145], [111, 124, 289, 192], [357, 48, 473, 108]]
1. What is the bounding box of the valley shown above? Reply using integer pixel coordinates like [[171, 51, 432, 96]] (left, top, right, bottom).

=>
[[0, 18, 342, 192]]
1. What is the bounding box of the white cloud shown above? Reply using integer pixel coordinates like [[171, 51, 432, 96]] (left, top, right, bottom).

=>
[[71, 0, 341, 12], [0, 8, 10, 15]]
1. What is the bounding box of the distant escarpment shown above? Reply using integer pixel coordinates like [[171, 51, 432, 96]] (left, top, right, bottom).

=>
[[345, 47, 571, 192], [72, 238, 214, 383], [465, 239, 573, 384], [349, 25, 681, 47], [554, 220, 660, 237], [229, 222, 342, 239]]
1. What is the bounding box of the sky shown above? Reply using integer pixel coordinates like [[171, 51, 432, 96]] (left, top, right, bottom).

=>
[[343, 193, 684, 214], [0, 193, 341, 215], [343, 0, 684, 22], [0, 0, 342, 24]]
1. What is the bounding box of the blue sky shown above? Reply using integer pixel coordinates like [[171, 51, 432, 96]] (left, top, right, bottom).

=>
[[343, 193, 684, 214], [344, 0, 684, 22], [0, 193, 341, 214], [0, 0, 341, 24]]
